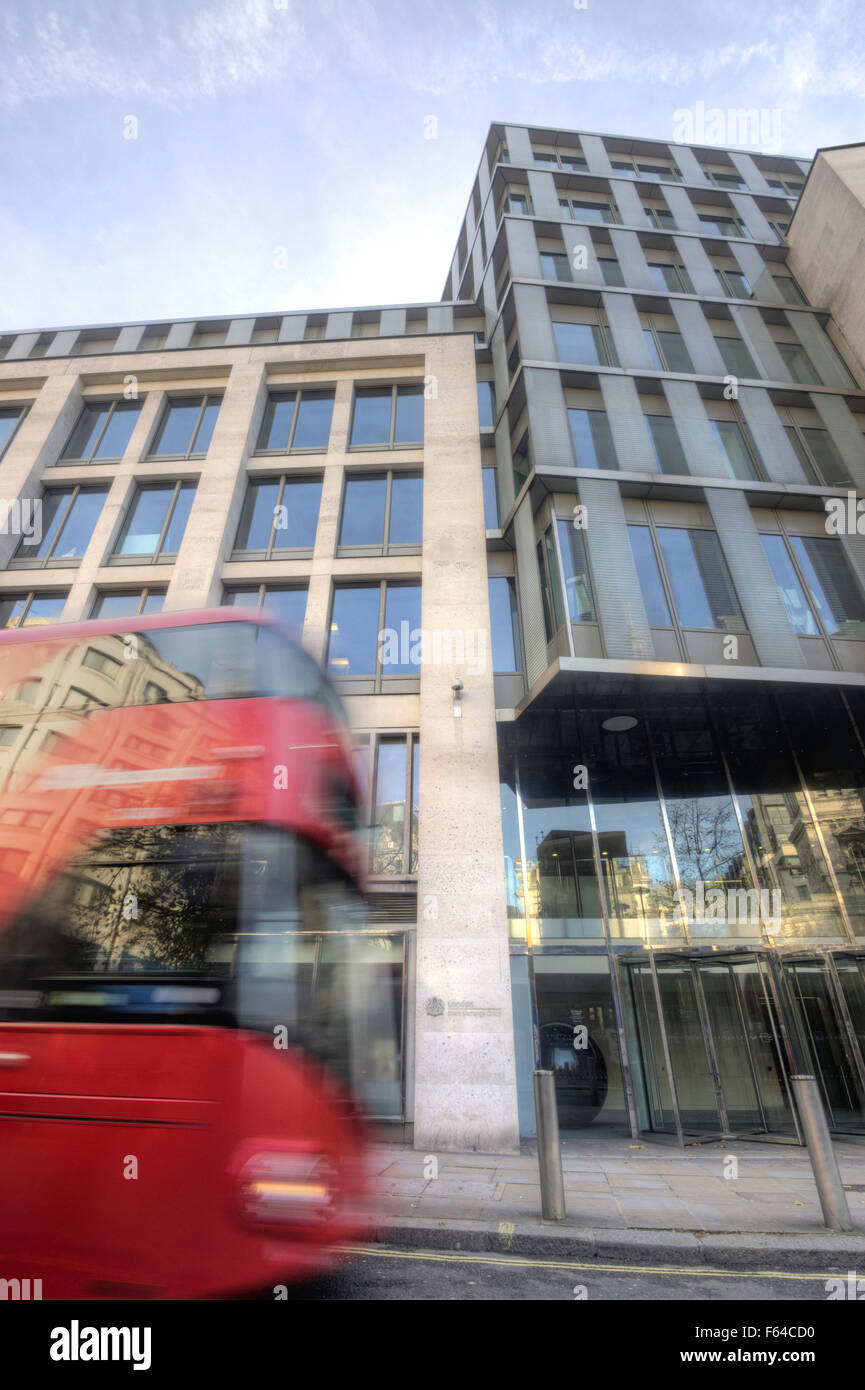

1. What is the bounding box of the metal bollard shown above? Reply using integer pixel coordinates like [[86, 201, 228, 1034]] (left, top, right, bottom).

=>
[[790, 1075, 853, 1232], [533, 1070, 566, 1221]]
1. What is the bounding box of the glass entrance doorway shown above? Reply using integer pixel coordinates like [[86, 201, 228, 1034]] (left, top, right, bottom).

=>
[[780, 957, 865, 1135], [624, 954, 797, 1140]]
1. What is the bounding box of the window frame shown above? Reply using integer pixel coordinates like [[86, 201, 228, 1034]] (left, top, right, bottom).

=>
[[59, 398, 143, 465], [642, 319, 694, 374], [553, 318, 619, 368], [326, 579, 423, 692], [231, 472, 323, 560], [89, 586, 166, 618], [348, 383, 424, 451], [221, 582, 309, 635], [254, 387, 335, 455], [763, 523, 865, 647], [355, 729, 420, 881], [631, 516, 747, 642], [110, 479, 196, 565], [0, 590, 68, 629], [147, 393, 221, 461], [10, 484, 109, 570], [559, 196, 619, 225], [0, 405, 29, 462], [336, 468, 423, 557]]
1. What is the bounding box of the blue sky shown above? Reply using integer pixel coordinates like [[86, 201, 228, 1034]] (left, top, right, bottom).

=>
[[0, 0, 863, 331]]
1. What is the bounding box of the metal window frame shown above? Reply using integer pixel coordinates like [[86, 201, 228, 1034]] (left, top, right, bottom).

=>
[[348, 383, 424, 451], [10, 483, 108, 569], [488, 573, 523, 674], [366, 728, 419, 882], [551, 509, 600, 633], [231, 472, 322, 560], [705, 411, 764, 481], [59, 398, 142, 465], [221, 581, 309, 617], [254, 387, 335, 456], [638, 513, 748, 640], [147, 393, 221, 461], [90, 585, 166, 619], [0, 405, 28, 462], [327, 579, 422, 691], [776, 521, 865, 648], [1, 589, 68, 629], [336, 468, 423, 557], [111, 479, 194, 564]]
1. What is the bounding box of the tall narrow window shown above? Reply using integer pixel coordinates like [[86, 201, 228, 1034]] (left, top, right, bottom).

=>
[[708, 419, 761, 480], [759, 535, 819, 635], [555, 519, 596, 622], [656, 527, 745, 630], [645, 415, 688, 475], [628, 526, 672, 625], [0, 407, 27, 460], [488, 577, 522, 671], [476, 381, 496, 428], [568, 409, 617, 469], [778, 341, 821, 385], [789, 536, 865, 638]]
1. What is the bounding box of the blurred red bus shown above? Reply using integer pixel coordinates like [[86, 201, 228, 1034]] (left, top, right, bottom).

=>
[[0, 609, 397, 1299]]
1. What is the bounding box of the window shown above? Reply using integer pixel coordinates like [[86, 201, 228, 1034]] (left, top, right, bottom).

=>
[[540, 252, 572, 283], [149, 395, 220, 458], [338, 472, 422, 552], [477, 380, 496, 428], [482, 467, 499, 528], [222, 585, 307, 637], [645, 414, 688, 474], [0, 406, 27, 460], [643, 325, 694, 373], [60, 401, 141, 463], [698, 213, 749, 238], [609, 155, 680, 181], [656, 526, 745, 630], [556, 519, 596, 622], [773, 275, 807, 306], [628, 525, 672, 625], [784, 424, 851, 487], [708, 418, 761, 480], [488, 577, 522, 671], [568, 409, 618, 469], [0, 592, 67, 628], [561, 198, 618, 224], [113, 482, 196, 561], [512, 430, 531, 493], [350, 385, 423, 448], [327, 582, 422, 681], [256, 389, 334, 452], [369, 734, 419, 877], [644, 205, 677, 231], [710, 170, 748, 191], [90, 589, 165, 618], [233, 476, 322, 556], [715, 268, 753, 299], [508, 193, 530, 215], [714, 334, 760, 378], [760, 535, 820, 635], [537, 529, 566, 639], [598, 256, 625, 287], [507, 339, 521, 379], [12, 487, 108, 567], [789, 536, 865, 638], [777, 340, 821, 385], [553, 321, 618, 367], [647, 262, 694, 294]]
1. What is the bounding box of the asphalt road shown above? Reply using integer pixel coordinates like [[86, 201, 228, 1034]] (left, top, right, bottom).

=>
[[282, 1245, 840, 1301]]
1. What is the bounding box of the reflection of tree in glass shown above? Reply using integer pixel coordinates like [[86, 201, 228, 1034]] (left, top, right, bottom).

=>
[[662, 798, 746, 887]]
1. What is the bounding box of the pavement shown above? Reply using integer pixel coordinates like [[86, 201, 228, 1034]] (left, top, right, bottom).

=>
[[365, 1129, 865, 1270]]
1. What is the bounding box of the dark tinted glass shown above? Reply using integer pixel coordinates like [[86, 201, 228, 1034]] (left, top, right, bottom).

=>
[[340, 476, 387, 546]]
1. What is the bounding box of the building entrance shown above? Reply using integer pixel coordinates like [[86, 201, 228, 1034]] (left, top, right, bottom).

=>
[[623, 952, 865, 1142]]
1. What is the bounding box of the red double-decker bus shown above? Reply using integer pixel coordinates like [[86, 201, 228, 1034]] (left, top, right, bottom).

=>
[[0, 609, 396, 1299]]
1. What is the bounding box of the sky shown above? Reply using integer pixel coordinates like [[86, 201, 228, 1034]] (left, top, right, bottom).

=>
[[0, 0, 863, 332]]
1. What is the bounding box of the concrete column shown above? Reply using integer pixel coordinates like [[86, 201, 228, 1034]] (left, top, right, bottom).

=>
[[561, 223, 602, 287], [663, 186, 701, 233], [670, 299, 727, 375], [608, 229, 655, 291], [278, 315, 306, 343], [578, 476, 654, 658], [513, 283, 555, 361], [580, 134, 614, 176], [164, 322, 194, 351], [609, 180, 649, 228], [524, 366, 573, 469], [703, 487, 806, 667], [0, 374, 83, 569], [729, 152, 773, 196], [599, 375, 659, 473], [165, 361, 267, 609], [810, 394, 865, 490], [730, 194, 776, 244], [793, 313, 857, 389], [380, 308, 407, 336], [729, 305, 789, 382], [603, 292, 654, 368], [505, 218, 542, 280], [670, 146, 711, 188], [673, 235, 722, 297], [328, 378, 355, 455], [503, 125, 533, 168], [527, 169, 562, 219], [736, 386, 810, 485], [662, 379, 731, 480], [414, 333, 519, 1154]]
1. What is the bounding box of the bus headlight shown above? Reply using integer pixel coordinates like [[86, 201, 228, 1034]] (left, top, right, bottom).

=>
[[237, 1151, 338, 1226]]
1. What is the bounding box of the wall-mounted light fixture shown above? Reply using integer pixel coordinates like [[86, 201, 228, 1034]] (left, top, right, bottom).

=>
[[452, 679, 464, 717]]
